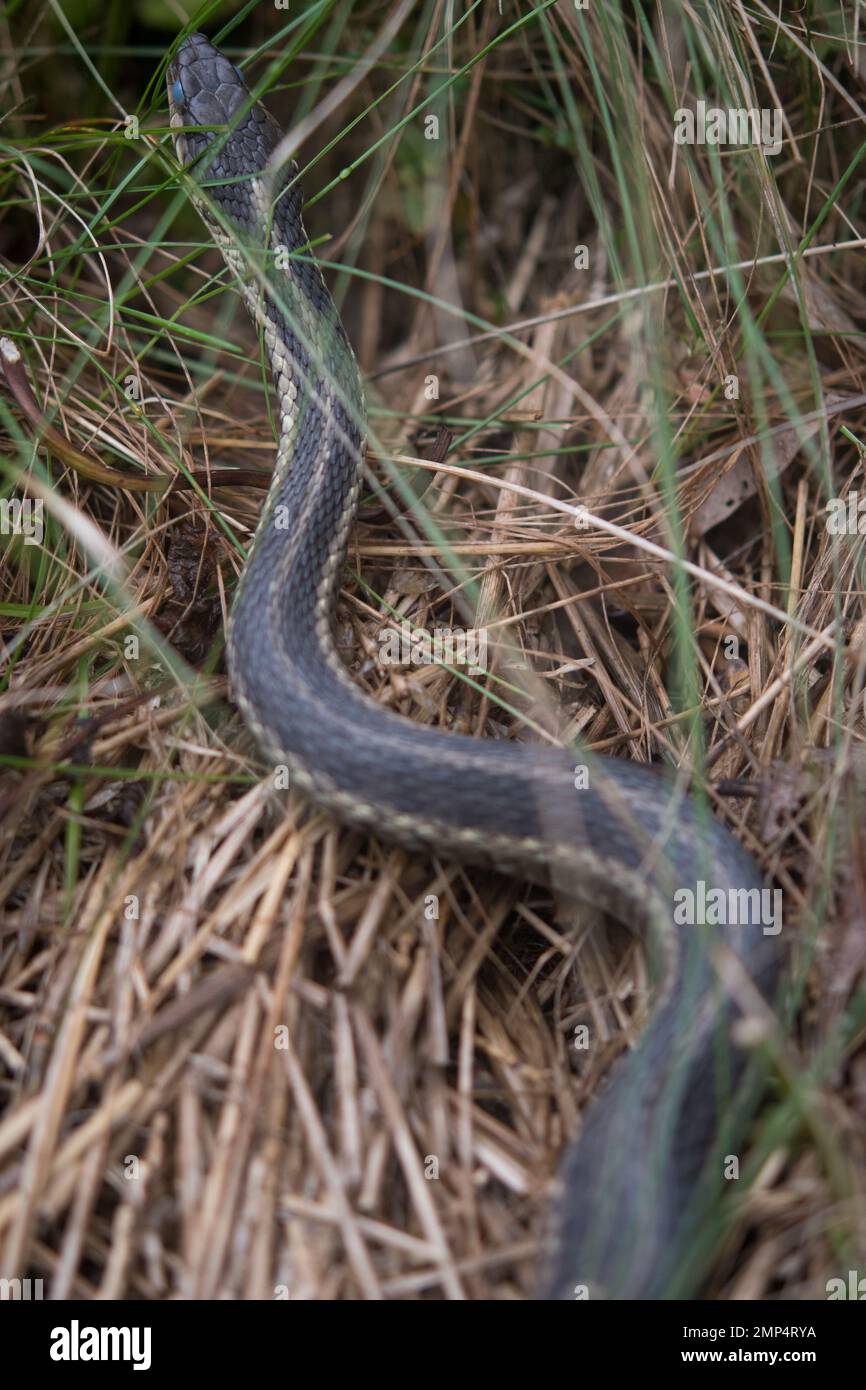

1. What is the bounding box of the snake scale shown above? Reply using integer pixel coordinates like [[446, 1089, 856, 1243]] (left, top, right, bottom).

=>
[[166, 32, 782, 1299]]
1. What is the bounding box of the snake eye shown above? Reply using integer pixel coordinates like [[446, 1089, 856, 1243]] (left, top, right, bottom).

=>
[[172, 78, 184, 106]]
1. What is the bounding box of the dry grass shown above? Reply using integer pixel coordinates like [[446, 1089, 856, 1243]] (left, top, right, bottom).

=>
[[1, 2, 865, 1299]]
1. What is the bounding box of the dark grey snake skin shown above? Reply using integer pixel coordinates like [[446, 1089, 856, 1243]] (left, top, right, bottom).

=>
[[166, 32, 782, 1299]]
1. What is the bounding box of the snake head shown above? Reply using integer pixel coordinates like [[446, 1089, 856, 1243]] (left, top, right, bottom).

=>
[[166, 32, 283, 179]]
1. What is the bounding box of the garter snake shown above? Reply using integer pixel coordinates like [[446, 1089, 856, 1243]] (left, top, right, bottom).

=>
[[166, 32, 782, 1300]]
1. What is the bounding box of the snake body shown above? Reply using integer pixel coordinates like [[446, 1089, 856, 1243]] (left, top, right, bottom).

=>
[[167, 33, 781, 1299]]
